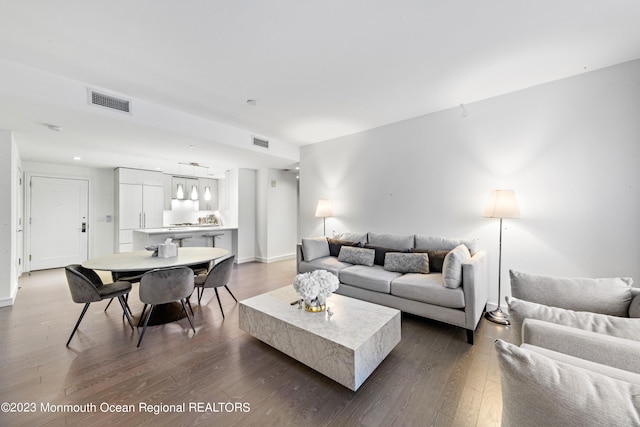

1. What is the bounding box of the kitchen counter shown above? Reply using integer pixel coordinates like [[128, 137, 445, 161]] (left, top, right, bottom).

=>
[[132, 226, 237, 259], [134, 225, 237, 234]]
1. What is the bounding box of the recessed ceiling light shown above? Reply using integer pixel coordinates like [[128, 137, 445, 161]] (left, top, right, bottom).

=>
[[46, 124, 63, 132], [73, 156, 81, 161], [246, 99, 258, 106], [189, 145, 195, 149]]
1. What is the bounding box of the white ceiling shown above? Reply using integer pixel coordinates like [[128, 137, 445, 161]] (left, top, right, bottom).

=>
[[1, 1, 639, 176]]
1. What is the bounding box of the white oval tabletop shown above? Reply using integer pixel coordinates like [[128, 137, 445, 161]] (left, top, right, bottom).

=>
[[82, 247, 229, 272]]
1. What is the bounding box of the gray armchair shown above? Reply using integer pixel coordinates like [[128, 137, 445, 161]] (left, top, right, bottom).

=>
[[496, 270, 640, 426], [65, 264, 134, 346], [194, 255, 237, 318], [137, 266, 196, 347]]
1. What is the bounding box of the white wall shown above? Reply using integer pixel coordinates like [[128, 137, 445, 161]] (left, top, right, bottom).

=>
[[256, 168, 299, 263], [237, 168, 257, 263], [300, 60, 640, 309], [0, 130, 19, 307], [21, 161, 115, 259]]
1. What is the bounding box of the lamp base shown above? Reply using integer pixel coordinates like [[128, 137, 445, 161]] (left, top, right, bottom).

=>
[[484, 307, 511, 325]]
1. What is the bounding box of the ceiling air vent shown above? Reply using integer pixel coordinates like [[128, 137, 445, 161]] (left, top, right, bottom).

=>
[[88, 89, 131, 114], [252, 136, 269, 149]]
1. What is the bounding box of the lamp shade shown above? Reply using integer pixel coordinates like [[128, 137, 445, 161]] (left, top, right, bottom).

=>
[[483, 190, 521, 219], [315, 199, 333, 218]]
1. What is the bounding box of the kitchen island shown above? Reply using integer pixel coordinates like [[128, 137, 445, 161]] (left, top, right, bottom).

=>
[[132, 225, 237, 261]]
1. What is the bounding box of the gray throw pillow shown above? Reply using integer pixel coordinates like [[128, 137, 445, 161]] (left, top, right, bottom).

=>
[[509, 270, 633, 317], [327, 238, 361, 257], [507, 296, 640, 345], [495, 339, 640, 427], [301, 237, 330, 261], [383, 252, 429, 274], [338, 246, 375, 267], [442, 244, 471, 289], [411, 249, 449, 272]]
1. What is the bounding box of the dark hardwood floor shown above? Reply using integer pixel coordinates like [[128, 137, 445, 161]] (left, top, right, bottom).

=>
[[0, 260, 510, 426]]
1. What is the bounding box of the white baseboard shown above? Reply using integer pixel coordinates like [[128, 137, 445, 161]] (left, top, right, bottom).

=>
[[244, 252, 296, 264], [0, 286, 17, 307]]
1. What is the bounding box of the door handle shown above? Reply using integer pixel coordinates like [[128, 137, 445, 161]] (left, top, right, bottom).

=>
[[81, 222, 87, 233]]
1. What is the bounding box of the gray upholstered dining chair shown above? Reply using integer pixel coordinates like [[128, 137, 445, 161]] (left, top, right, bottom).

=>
[[194, 255, 237, 318], [65, 264, 134, 346], [137, 266, 196, 347], [104, 270, 146, 313]]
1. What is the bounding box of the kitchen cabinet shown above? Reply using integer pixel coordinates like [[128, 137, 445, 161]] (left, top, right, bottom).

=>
[[171, 176, 199, 201], [115, 168, 165, 253]]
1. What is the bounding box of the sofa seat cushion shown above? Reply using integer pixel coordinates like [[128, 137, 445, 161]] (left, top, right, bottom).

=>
[[298, 256, 352, 276], [339, 265, 402, 293], [391, 273, 465, 309]]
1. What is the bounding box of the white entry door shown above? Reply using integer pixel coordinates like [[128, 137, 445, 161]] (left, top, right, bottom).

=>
[[29, 176, 89, 270]]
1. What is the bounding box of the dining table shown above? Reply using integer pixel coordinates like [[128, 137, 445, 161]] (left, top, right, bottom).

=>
[[82, 247, 229, 325]]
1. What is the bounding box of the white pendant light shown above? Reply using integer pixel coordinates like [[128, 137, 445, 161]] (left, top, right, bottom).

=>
[[204, 186, 211, 201], [190, 184, 199, 200], [176, 183, 184, 200]]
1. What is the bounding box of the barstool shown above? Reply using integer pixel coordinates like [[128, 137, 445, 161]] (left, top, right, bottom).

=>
[[171, 234, 193, 247], [202, 232, 224, 247]]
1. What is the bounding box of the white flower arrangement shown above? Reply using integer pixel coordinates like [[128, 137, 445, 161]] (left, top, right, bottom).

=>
[[293, 269, 339, 305]]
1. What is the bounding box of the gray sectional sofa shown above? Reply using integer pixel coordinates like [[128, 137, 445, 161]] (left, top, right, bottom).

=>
[[296, 232, 488, 344]]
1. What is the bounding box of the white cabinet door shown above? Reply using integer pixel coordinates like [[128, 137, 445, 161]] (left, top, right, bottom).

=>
[[143, 185, 164, 228], [119, 184, 143, 229]]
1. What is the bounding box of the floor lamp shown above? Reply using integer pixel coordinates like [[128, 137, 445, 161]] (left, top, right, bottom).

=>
[[315, 199, 333, 236], [483, 190, 520, 325]]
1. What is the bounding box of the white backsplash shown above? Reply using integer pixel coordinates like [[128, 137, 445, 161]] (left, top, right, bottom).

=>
[[163, 200, 219, 226]]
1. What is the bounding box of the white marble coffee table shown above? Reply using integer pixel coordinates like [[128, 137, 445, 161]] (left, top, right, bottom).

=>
[[239, 286, 401, 391]]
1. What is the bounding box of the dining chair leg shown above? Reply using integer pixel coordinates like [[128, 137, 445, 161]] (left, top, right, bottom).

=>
[[224, 285, 238, 302], [186, 298, 194, 317], [67, 303, 91, 346], [214, 288, 225, 319], [137, 305, 155, 347], [124, 294, 133, 316], [181, 299, 196, 333], [117, 295, 134, 330], [138, 304, 148, 327], [197, 287, 203, 304], [104, 298, 114, 312]]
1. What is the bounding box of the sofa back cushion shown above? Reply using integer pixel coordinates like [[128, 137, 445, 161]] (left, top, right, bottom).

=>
[[494, 339, 640, 427], [301, 237, 330, 261], [414, 235, 478, 255], [506, 297, 640, 345], [509, 270, 633, 316], [332, 232, 368, 246], [367, 232, 414, 251]]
